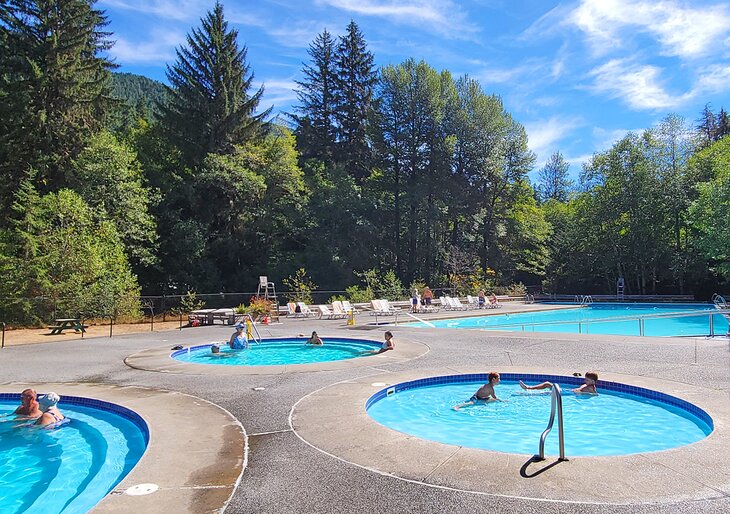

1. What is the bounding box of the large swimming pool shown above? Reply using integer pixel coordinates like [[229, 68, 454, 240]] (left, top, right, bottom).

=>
[[0, 395, 148, 514], [406, 303, 728, 337], [367, 374, 713, 456], [172, 337, 382, 366]]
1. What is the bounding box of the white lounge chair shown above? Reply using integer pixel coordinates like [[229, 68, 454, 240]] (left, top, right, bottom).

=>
[[331, 301, 349, 318], [451, 297, 469, 311], [341, 300, 360, 314], [297, 302, 317, 317], [380, 299, 402, 314], [466, 295, 480, 309], [370, 299, 388, 316], [287, 302, 300, 318], [317, 305, 337, 319]]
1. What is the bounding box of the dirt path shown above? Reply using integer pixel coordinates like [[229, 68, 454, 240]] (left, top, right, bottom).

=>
[[1, 320, 188, 347]]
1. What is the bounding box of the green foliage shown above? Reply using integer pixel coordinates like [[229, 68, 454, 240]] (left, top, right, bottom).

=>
[[345, 285, 373, 303], [283, 268, 317, 304], [327, 294, 347, 304], [496, 282, 527, 297], [70, 131, 158, 270], [108, 72, 169, 131], [179, 290, 205, 313], [537, 151, 573, 202], [0, 0, 116, 211], [160, 2, 270, 167], [0, 186, 140, 324]]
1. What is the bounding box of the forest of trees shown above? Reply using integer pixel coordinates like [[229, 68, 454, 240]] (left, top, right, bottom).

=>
[[1, 1, 729, 324]]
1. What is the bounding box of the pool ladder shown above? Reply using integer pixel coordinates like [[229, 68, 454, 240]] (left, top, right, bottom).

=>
[[535, 383, 567, 461], [240, 314, 262, 344]]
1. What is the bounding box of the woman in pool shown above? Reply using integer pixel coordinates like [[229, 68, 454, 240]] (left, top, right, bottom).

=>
[[520, 371, 599, 394], [229, 323, 248, 350], [453, 372, 504, 410], [306, 331, 323, 345], [35, 392, 66, 428]]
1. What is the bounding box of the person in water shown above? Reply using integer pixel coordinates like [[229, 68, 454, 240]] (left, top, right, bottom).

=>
[[306, 331, 323, 345], [453, 372, 504, 410], [229, 323, 248, 350], [520, 371, 599, 394], [35, 392, 66, 428], [13, 388, 42, 419]]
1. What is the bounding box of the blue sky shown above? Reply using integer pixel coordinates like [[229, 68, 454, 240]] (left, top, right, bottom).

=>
[[100, 0, 730, 177]]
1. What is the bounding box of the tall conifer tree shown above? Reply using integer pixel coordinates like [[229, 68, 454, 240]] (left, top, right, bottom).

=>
[[292, 29, 338, 163], [0, 0, 115, 209], [160, 2, 269, 167], [334, 21, 376, 181]]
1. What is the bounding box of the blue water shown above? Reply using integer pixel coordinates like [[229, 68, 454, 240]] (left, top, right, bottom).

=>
[[0, 399, 147, 514], [172, 337, 382, 366], [407, 303, 728, 336], [367, 380, 712, 456]]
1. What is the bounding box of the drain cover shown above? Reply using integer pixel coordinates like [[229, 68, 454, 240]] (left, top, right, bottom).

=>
[[125, 483, 159, 496]]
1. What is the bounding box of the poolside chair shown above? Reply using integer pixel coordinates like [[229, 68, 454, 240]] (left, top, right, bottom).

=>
[[380, 299, 402, 314], [331, 301, 348, 318], [341, 300, 360, 315], [287, 302, 300, 318], [296, 302, 317, 317], [441, 296, 454, 310], [369, 299, 387, 316], [466, 295, 480, 309], [317, 305, 337, 319], [451, 297, 469, 311]]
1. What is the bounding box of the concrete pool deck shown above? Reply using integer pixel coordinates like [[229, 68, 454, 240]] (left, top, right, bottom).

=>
[[1, 313, 730, 513]]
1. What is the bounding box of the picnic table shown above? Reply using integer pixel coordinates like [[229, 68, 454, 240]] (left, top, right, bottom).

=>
[[47, 318, 86, 335]]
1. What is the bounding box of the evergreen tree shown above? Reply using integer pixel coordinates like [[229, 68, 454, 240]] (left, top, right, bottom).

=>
[[160, 2, 270, 167], [334, 21, 376, 181], [0, 0, 115, 211], [292, 29, 338, 163], [717, 108, 730, 140], [696, 103, 717, 147], [536, 151, 573, 202]]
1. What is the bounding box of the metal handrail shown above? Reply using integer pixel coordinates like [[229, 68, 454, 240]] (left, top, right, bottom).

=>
[[536, 383, 567, 461], [712, 293, 727, 309], [478, 308, 730, 336], [241, 314, 261, 344]]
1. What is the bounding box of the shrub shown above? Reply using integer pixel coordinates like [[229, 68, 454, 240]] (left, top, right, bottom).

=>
[[283, 268, 317, 304], [246, 296, 273, 317], [346, 285, 373, 303]]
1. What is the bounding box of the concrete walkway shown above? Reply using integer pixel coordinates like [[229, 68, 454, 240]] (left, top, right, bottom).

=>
[[1, 314, 730, 513]]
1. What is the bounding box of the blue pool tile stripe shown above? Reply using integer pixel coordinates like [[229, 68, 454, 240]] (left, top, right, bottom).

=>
[[365, 374, 713, 429], [0, 392, 150, 443]]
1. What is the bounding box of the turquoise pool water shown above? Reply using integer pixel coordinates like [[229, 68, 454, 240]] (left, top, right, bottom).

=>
[[366, 375, 712, 456], [407, 303, 728, 336], [172, 337, 382, 365], [0, 396, 148, 514]]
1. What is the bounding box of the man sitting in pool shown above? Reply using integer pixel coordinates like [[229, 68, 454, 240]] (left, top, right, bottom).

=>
[[453, 372, 504, 410], [228, 323, 248, 350], [520, 371, 599, 394], [11, 388, 42, 419], [305, 331, 323, 345]]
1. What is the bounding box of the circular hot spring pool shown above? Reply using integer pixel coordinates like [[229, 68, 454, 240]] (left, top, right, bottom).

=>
[[171, 337, 383, 366], [366, 373, 713, 456], [0, 393, 148, 514]]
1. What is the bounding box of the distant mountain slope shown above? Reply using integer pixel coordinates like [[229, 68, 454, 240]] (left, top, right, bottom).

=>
[[111, 72, 168, 110]]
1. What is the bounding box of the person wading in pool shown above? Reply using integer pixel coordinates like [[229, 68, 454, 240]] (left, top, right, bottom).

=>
[[453, 372, 505, 410], [520, 371, 599, 394], [11, 388, 42, 419], [306, 331, 323, 345], [228, 323, 249, 350], [35, 392, 67, 428], [364, 331, 395, 354]]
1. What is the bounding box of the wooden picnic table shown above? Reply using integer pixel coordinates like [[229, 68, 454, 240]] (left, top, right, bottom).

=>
[[47, 318, 86, 335]]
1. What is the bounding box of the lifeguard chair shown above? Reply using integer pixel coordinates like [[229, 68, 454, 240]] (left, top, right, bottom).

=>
[[256, 276, 280, 322]]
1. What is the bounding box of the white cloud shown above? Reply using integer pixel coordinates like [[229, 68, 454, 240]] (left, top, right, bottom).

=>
[[569, 0, 730, 59], [316, 0, 477, 36], [693, 64, 730, 96], [524, 116, 583, 160], [99, 0, 208, 21], [587, 59, 693, 110], [110, 31, 185, 64], [259, 78, 299, 108]]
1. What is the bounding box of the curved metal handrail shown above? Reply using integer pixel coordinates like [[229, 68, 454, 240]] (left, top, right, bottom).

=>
[[536, 383, 566, 461], [240, 314, 262, 344]]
